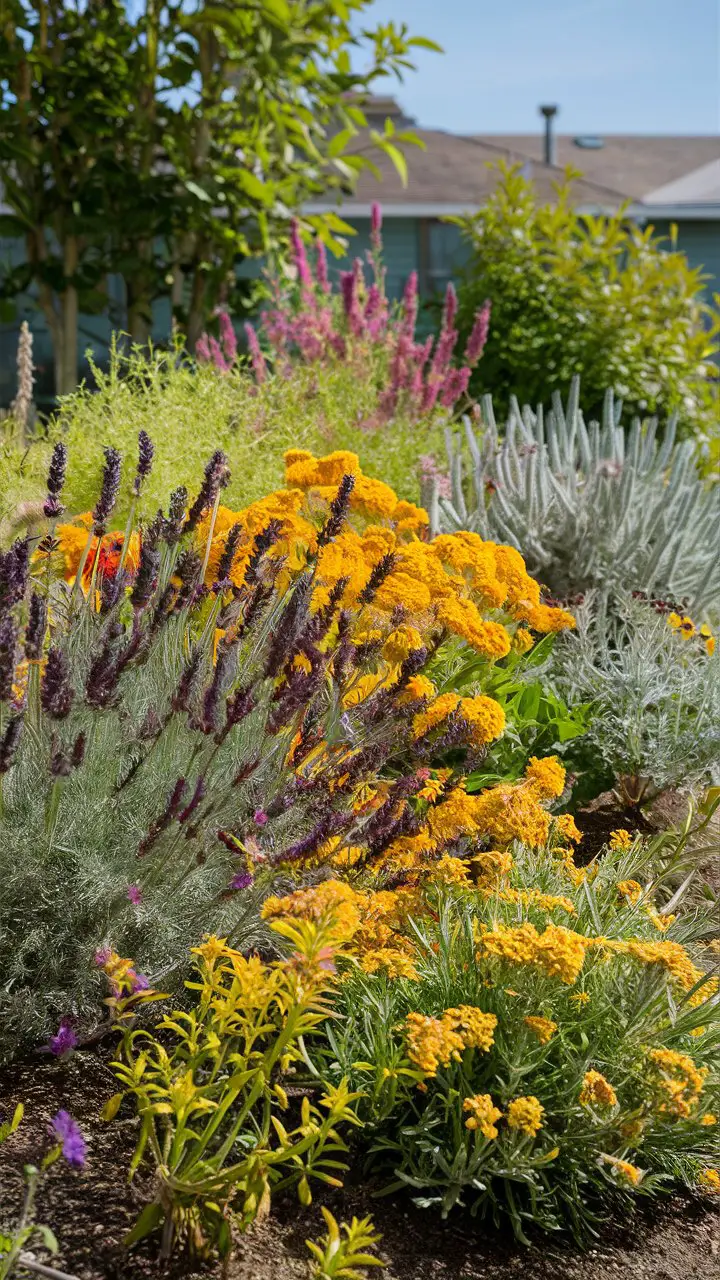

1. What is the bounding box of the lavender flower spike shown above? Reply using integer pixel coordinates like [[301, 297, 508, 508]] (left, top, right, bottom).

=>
[[24, 591, 47, 662], [44, 441, 68, 519], [184, 450, 230, 534], [93, 447, 122, 536], [132, 430, 155, 497], [41, 647, 74, 719], [51, 1110, 87, 1168]]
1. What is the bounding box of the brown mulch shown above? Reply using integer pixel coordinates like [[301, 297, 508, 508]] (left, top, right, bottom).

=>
[[1, 1051, 718, 1280]]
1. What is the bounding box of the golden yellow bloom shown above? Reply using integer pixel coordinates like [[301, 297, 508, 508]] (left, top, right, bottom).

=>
[[412, 693, 461, 740], [506, 1095, 544, 1138], [478, 921, 586, 985], [417, 773, 448, 803], [398, 674, 436, 706], [701, 1113, 718, 1126], [473, 849, 514, 886], [463, 1093, 503, 1139], [430, 854, 472, 886], [618, 879, 643, 905], [602, 1155, 643, 1187], [382, 625, 424, 665], [512, 627, 534, 654], [405, 1012, 464, 1077], [444, 1005, 497, 1053], [342, 671, 387, 709], [525, 755, 566, 800], [524, 1016, 558, 1044], [435, 595, 512, 659], [555, 813, 583, 843], [609, 828, 633, 851], [646, 1047, 707, 1118], [571, 991, 590, 1006], [698, 1169, 720, 1193], [700, 623, 715, 655], [261, 881, 362, 943], [668, 611, 695, 640], [457, 694, 506, 745], [427, 786, 480, 846], [472, 782, 552, 849], [579, 1070, 618, 1108], [514, 601, 576, 633]]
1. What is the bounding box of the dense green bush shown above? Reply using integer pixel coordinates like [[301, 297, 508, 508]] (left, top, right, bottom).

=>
[[454, 165, 720, 438]]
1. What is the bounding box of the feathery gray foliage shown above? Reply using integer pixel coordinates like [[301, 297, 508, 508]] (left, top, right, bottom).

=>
[[548, 592, 720, 804], [432, 378, 720, 615]]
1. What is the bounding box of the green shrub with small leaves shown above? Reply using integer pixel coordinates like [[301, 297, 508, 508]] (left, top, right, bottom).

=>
[[454, 164, 720, 439]]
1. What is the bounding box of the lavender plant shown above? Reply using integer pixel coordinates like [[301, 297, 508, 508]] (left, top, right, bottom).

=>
[[433, 378, 720, 616], [548, 592, 720, 806], [0, 436, 572, 1061]]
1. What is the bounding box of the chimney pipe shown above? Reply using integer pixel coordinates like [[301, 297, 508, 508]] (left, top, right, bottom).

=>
[[539, 104, 558, 166]]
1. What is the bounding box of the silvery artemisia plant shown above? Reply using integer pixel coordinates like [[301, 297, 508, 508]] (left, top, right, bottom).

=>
[[0, 437, 474, 1061], [431, 377, 720, 617], [548, 591, 720, 805]]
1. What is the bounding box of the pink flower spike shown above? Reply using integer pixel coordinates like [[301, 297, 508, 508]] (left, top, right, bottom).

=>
[[442, 281, 458, 330], [219, 311, 238, 366], [195, 334, 211, 364], [464, 298, 491, 365], [316, 241, 331, 294], [208, 336, 230, 374], [370, 202, 383, 256], [244, 322, 267, 384], [290, 218, 313, 290], [401, 271, 418, 337]]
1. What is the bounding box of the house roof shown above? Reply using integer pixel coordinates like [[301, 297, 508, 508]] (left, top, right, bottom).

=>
[[644, 157, 720, 204], [471, 134, 720, 202], [306, 129, 626, 217]]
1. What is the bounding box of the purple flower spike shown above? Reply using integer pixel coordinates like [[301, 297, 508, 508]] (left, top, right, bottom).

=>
[[51, 1110, 87, 1168], [253, 808, 268, 827], [47, 1018, 78, 1058], [230, 871, 253, 891], [126, 884, 143, 906]]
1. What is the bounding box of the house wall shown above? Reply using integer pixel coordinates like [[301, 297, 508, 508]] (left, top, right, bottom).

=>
[[645, 219, 720, 301]]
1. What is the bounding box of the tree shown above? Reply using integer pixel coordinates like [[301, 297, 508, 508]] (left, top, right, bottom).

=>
[[454, 164, 720, 435], [0, 0, 437, 393]]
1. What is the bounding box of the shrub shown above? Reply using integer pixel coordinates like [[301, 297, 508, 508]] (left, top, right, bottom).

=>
[[548, 593, 720, 806], [0, 438, 574, 1060], [453, 164, 720, 438], [270, 833, 720, 1240], [433, 378, 720, 615], [107, 911, 358, 1261]]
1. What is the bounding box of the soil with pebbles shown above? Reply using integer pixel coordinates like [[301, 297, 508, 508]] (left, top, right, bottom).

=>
[[1, 1050, 718, 1280]]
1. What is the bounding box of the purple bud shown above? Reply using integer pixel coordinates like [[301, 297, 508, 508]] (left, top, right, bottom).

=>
[[51, 1111, 86, 1168], [92, 447, 122, 537], [24, 591, 47, 662], [47, 1018, 78, 1057], [44, 442, 68, 519], [132, 430, 154, 497], [230, 870, 254, 891]]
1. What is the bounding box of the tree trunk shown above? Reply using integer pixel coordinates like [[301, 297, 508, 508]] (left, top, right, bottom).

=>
[[186, 255, 208, 352], [59, 235, 79, 396]]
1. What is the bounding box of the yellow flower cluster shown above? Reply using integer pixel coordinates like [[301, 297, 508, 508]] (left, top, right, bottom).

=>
[[463, 1093, 504, 1139], [200, 452, 573, 669], [601, 1154, 644, 1187], [524, 1016, 558, 1044], [506, 1095, 545, 1138], [579, 1070, 618, 1108], [595, 937, 718, 1007], [609, 828, 633, 851], [525, 756, 566, 800], [698, 1169, 720, 1193], [617, 879, 643, 905], [477, 921, 586, 985], [405, 1004, 497, 1077], [646, 1048, 707, 1119], [668, 611, 715, 655], [261, 880, 423, 980]]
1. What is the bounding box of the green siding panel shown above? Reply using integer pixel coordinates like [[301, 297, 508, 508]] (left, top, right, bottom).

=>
[[328, 217, 419, 302], [648, 219, 720, 298]]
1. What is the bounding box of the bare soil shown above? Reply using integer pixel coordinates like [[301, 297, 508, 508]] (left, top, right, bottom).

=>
[[1, 1051, 718, 1280]]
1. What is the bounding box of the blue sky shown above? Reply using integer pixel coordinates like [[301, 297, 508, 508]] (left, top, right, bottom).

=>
[[367, 0, 720, 134]]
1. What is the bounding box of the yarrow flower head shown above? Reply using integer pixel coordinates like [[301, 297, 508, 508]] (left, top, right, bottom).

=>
[[463, 1093, 503, 1139], [506, 1095, 545, 1138]]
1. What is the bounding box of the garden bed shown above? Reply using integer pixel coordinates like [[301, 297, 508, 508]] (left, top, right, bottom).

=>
[[1, 1051, 717, 1280]]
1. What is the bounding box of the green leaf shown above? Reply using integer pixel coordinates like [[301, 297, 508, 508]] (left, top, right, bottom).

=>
[[101, 1092, 124, 1122], [124, 1202, 164, 1247], [184, 180, 213, 203]]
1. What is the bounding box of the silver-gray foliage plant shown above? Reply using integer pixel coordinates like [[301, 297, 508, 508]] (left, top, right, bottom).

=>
[[431, 377, 720, 616], [548, 592, 720, 803]]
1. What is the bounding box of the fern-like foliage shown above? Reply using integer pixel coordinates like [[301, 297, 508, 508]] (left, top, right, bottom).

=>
[[433, 377, 720, 614]]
